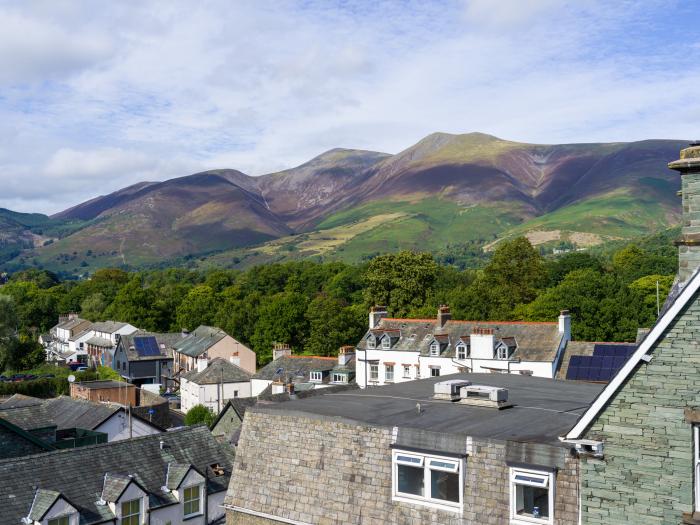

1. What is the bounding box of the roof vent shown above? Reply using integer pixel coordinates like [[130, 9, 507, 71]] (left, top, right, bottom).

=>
[[459, 385, 512, 409], [433, 379, 471, 401]]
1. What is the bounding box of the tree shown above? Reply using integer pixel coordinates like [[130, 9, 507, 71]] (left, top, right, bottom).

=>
[[304, 294, 365, 356], [628, 274, 674, 326], [80, 292, 108, 321], [250, 291, 309, 364], [175, 285, 217, 330], [363, 251, 438, 317], [545, 252, 604, 286], [184, 404, 215, 426], [0, 295, 19, 371], [105, 276, 165, 331]]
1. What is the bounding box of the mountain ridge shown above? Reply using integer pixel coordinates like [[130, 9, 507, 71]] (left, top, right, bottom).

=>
[[1, 132, 688, 275]]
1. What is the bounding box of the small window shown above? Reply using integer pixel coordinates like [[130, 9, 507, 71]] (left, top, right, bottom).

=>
[[382, 337, 391, 349], [456, 343, 468, 360], [369, 364, 379, 381], [385, 364, 394, 382], [310, 371, 323, 382], [233, 390, 239, 398], [121, 498, 141, 525], [367, 336, 376, 349], [430, 342, 440, 356], [403, 365, 411, 379], [48, 517, 70, 525], [332, 373, 346, 383], [183, 484, 201, 517], [496, 344, 509, 360], [430, 368, 440, 377], [510, 468, 553, 524], [393, 450, 462, 510]]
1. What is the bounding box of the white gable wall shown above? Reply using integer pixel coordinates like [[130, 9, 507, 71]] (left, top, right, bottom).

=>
[[94, 411, 161, 441], [41, 498, 79, 525], [181, 378, 250, 413]]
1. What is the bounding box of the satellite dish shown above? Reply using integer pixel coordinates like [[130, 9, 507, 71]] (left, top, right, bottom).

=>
[[67, 375, 76, 383]]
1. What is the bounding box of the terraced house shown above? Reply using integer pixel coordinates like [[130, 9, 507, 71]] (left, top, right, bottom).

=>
[[355, 305, 572, 387], [171, 325, 256, 377]]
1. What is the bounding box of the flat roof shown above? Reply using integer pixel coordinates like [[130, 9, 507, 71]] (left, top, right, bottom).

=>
[[74, 380, 134, 389], [253, 373, 604, 447]]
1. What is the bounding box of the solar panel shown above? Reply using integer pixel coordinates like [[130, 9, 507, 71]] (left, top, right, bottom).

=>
[[134, 336, 161, 357], [593, 344, 636, 357]]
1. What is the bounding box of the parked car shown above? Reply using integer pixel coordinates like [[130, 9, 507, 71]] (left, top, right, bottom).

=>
[[75, 366, 88, 372]]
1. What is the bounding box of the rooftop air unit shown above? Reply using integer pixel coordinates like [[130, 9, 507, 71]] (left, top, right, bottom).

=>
[[459, 385, 512, 409], [433, 379, 471, 401]]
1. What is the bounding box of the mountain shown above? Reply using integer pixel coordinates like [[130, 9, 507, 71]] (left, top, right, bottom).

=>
[[2, 133, 687, 275]]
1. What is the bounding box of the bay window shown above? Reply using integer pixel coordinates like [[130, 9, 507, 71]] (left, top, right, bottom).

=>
[[510, 468, 554, 524], [392, 450, 463, 512]]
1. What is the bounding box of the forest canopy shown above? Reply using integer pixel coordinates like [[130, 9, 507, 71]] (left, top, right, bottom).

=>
[[0, 234, 677, 370]]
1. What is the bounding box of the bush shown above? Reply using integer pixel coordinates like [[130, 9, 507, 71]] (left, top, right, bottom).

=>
[[184, 404, 215, 426]]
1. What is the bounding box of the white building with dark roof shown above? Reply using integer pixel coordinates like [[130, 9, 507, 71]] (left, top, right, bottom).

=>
[[180, 357, 253, 413], [356, 305, 571, 388]]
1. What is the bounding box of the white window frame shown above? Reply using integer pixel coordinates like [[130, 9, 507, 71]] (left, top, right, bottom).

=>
[[369, 364, 379, 381], [509, 467, 554, 525], [430, 342, 440, 356], [392, 449, 463, 513], [430, 368, 440, 377], [183, 483, 203, 518], [309, 371, 323, 382], [403, 365, 411, 379], [385, 364, 394, 382], [48, 516, 70, 525], [367, 336, 376, 349], [695, 425, 700, 510], [382, 337, 391, 349], [496, 343, 509, 360], [120, 498, 141, 525], [456, 343, 468, 360], [332, 372, 346, 383]]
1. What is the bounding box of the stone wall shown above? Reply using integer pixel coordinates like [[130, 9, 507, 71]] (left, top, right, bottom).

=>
[[225, 409, 579, 525], [581, 290, 700, 524]]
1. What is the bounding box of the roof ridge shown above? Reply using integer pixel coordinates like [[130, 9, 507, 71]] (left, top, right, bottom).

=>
[[285, 355, 337, 360], [382, 318, 557, 325], [0, 425, 204, 465]]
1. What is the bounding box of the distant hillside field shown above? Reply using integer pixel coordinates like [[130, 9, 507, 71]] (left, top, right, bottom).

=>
[[2, 133, 686, 276]]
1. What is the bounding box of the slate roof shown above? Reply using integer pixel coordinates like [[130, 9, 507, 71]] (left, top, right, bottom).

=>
[[85, 336, 114, 348], [171, 325, 227, 357], [69, 326, 94, 342], [27, 488, 62, 520], [101, 472, 133, 503], [91, 321, 128, 334], [0, 394, 44, 409], [253, 355, 338, 382], [181, 357, 252, 385], [0, 396, 119, 431], [165, 462, 194, 490], [359, 318, 562, 361], [556, 341, 596, 379], [55, 317, 90, 332], [118, 331, 181, 361], [0, 426, 234, 524], [0, 417, 55, 457], [73, 380, 133, 390], [253, 373, 604, 448]]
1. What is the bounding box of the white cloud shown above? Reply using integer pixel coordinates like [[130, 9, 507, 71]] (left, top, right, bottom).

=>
[[0, 0, 699, 214]]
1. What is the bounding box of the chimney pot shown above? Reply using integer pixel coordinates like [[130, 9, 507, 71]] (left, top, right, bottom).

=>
[[437, 305, 452, 328]]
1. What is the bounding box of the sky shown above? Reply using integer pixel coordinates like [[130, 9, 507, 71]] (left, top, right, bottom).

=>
[[1, 0, 699, 214]]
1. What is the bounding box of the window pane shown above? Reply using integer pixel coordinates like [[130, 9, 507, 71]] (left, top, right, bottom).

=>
[[430, 469, 460, 503], [429, 459, 457, 472], [397, 464, 424, 496], [515, 484, 549, 519]]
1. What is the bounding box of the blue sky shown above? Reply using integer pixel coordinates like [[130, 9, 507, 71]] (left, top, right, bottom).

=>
[[1, 0, 699, 214]]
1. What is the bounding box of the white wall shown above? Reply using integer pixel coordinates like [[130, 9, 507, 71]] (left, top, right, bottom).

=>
[[182, 378, 251, 413], [95, 411, 162, 441], [251, 378, 272, 396], [42, 498, 79, 525], [148, 472, 226, 525]]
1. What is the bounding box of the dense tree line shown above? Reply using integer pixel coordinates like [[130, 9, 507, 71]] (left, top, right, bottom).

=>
[[0, 235, 677, 371]]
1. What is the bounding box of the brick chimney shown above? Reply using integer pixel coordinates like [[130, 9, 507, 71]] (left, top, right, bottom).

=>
[[669, 141, 700, 282], [369, 305, 387, 329], [437, 305, 451, 328], [272, 343, 292, 361]]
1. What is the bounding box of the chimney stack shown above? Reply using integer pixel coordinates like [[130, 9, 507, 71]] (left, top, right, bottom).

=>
[[272, 343, 292, 361], [196, 358, 208, 373], [437, 305, 451, 328], [558, 310, 571, 342], [338, 345, 356, 366], [369, 305, 388, 329], [669, 141, 700, 281]]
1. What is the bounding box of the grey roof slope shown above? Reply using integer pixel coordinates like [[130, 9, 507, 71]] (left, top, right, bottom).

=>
[[253, 355, 338, 381], [0, 396, 119, 431], [171, 325, 227, 357], [182, 357, 251, 384], [252, 373, 603, 447], [118, 331, 181, 361], [27, 488, 63, 520], [0, 426, 233, 524], [0, 394, 44, 409], [359, 318, 562, 361], [85, 336, 113, 348], [91, 320, 128, 333], [55, 317, 90, 331]]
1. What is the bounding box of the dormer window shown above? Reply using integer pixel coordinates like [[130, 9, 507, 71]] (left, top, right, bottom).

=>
[[121, 498, 141, 525], [496, 343, 509, 360], [183, 484, 202, 517], [382, 337, 391, 349], [367, 336, 376, 349], [456, 343, 469, 360], [430, 342, 440, 356], [310, 371, 323, 382], [48, 517, 70, 525]]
